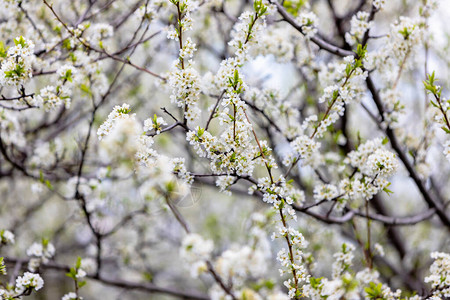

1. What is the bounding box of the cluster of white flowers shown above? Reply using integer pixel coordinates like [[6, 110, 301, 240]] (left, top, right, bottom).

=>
[[255, 28, 294, 62], [103, 118, 147, 165], [170, 157, 193, 184], [386, 17, 424, 62], [179, 0, 198, 29], [135, 2, 159, 21], [179, 37, 197, 59], [366, 2, 436, 84], [372, 0, 386, 9], [314, 56, 368, 139], [186, 126, 213, 157], [180, 233, 213, 277], [0, 229, 15, 245], [356, 268, 380, 285], [166, 26, 178, 40], [207, 4, 268, 97], [215, 175, 235, 195], [210, 60, 239, 91], [0, 36, 35, 86], [289, 135, 321, 164], [252, 176, 309, 298], [29, 139, 64, 169], [15, 272, 44, 294], [0, 287, 14, 299], [1, 1, 449, 300], [166, 0, 197, 46], [313, 184, 339, 201], [277, 241, 309, 298], [26, 241, 55, 261], [181, 215, 272, 297], [167, 65, 202, 121], [215, 246, 267, 282], [87, 23, 114, 47], [424, 252, 450, 298], [0, 108, 26, 148], [0, 268, 44, 300], [143, 115, 167, 134], [180, 233, 214, 261], [135, 135, 158, 168], [297, 11, 318, 38], [65, 22, 90, 48], [35, 64, 79, 111], [137, 154, 190, 201], [97, 103, 135, 140], [79, 257, 96, 275], [187, 71, 275, 178], [347, 139, 384, 171], [95, 103, 160, 170], [374, 243, 385, 257], [342, 138, 398, 200], [36, 85, 71, 111], [303, 276, 348, 300], [229, 10, 265, 59], [380, 89, 404, 125], [303, 250, 401, 300], [75, 268, 87, 279], [345, 11, 372, 46], [332, 243, 355, 278], [365, 148, 398, 177], [164, 0, 202, 122], [64, 176, 99, 200], [337, 177, 366, 204], [62, 292, 81, 300], [26, 241, 55, 272]]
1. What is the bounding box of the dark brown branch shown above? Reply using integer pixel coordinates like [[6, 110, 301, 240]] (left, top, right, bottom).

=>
[[366, 75, 450, 228], [270, 0, 355, 57], [4, 258, 209, 300]]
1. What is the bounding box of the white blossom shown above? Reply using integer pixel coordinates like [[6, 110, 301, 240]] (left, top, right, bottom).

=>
[[425, 252, 450, 298], [15, 272, 44, 294], [0, 230, 14, 245]]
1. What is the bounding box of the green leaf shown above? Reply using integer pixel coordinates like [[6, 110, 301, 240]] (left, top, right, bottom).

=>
[[355, 44, 367, 59], [41, 238, 48, 247], [197, 127, 205, 137], [233, 69, 239, 85], [76, 256, 82, 269], [62, 38, 72, 50], [365, 282, 384, 299], [45, 179, 53, 190], [309, 276, 323, 289], [282, 0, 305, 16], [80, 84, 92, 96], [441, 126, 450, 134], [253, 0, 261, 11], [230, 152, 236, 163], [142, 271, 153, 282], [14, 36, 27, 48], [66, 267, 76, 280], [0, 257, 6, 275], [0, 41, 8, 58]]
